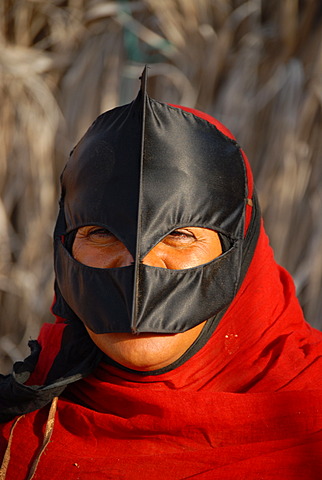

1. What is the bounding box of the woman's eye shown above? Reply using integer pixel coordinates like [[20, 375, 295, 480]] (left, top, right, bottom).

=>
[[169, 229, 195, 238], [162, 229, 197, 246], [90, 228, 110, 236], [88, 228, 115, 242]]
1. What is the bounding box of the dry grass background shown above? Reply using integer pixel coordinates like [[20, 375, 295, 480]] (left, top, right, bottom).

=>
[[0, 0, 321, 372]]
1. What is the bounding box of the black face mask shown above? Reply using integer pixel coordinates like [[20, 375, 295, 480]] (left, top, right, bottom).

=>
[[53, 69, 249, 334]]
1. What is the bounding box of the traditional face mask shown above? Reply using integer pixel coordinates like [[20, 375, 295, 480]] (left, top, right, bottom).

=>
[[53, 69, 256, 334]]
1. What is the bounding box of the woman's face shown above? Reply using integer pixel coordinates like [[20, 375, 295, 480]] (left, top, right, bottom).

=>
[[72, 226, 222, 371]]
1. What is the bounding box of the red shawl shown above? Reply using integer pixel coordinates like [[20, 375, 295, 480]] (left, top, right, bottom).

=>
[[1, 224, 322, 479]]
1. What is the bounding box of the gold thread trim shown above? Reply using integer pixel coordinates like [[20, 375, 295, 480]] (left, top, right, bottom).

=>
[[0, 415, 25, 480], [26, 397, 59, 480]]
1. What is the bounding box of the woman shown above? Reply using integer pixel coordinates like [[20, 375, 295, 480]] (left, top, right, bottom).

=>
[[1, 69, 322, 479]]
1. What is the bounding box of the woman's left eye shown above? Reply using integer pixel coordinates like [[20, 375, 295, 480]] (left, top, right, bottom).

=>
[[170, 230, 194, 237], [168, 229, 195, 239]]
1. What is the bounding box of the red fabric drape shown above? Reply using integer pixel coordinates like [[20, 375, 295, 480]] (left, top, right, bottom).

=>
[[1, 225, 322, 479]]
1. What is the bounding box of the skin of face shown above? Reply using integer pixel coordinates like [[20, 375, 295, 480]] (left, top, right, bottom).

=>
[[72, 226, 222, 371]]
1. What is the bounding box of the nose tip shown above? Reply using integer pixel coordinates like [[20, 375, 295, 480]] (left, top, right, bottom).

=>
[[119, 250, 134, 267]]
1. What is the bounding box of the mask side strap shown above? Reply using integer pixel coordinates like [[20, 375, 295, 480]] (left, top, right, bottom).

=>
[[53, 200, 66, 239], [131, 66, 148, 333]]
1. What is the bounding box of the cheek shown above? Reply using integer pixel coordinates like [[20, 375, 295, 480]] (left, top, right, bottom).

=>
[[206, 235, 223, 261], [73, 241, 133, 268]]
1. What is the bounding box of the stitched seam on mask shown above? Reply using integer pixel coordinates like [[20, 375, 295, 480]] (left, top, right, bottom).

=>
[[131, 69, 148, 333]]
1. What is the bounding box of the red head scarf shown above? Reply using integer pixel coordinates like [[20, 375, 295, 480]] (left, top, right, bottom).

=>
[[1, 101, 322, 480]]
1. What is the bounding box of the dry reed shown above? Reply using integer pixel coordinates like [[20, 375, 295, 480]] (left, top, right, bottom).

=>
[[0, 0, 321, 371]]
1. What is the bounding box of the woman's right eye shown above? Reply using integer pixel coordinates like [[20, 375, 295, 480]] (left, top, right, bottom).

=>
[[89, 228, 111, 237], [88, 228, 115, 243]]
